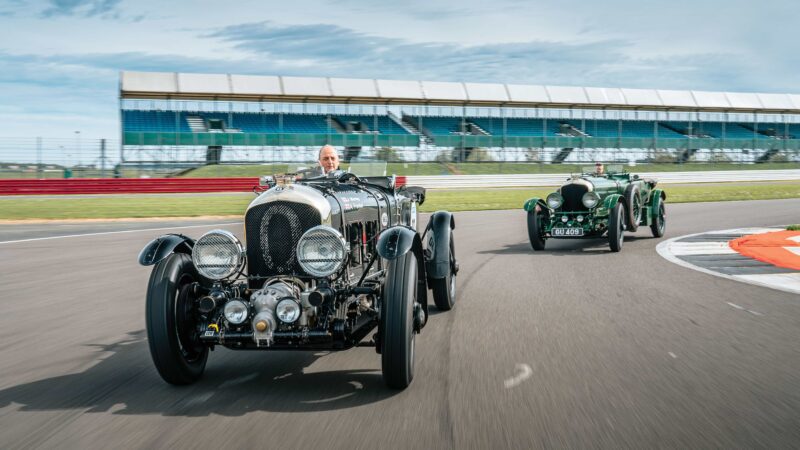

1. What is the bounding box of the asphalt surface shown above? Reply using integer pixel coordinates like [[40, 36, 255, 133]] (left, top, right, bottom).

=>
[[1, 199, 799, 449]]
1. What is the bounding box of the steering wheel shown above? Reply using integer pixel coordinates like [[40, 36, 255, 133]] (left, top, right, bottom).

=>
[[337, 172, 362, 183]]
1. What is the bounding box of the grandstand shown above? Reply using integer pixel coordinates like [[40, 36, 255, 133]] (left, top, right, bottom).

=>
[[120, 72, 800, 166]]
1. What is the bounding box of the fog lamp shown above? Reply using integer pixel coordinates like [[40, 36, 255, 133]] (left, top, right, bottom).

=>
[[276, 298, 301, 323], [223, 299, 249, 325]]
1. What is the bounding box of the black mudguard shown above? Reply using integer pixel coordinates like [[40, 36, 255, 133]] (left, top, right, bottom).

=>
[[138, 234, 194, 266], [377, 226, 428, 319], [425, 211, 455, 281]]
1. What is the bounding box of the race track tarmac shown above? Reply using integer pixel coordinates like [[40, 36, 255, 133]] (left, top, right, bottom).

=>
[[1, 198, 799, 449]]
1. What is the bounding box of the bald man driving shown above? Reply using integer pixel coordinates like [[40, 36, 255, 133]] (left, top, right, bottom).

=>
[[318, 145, 340, 174]]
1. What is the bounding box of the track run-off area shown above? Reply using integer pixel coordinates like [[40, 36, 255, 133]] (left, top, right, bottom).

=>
[[1, 198, 799, 449]]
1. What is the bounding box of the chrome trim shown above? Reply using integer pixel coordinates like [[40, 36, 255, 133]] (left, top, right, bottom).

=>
[[561, 178, 594, 192], [247, 184, 332, 226]]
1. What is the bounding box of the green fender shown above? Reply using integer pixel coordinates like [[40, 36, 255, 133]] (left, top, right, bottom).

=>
[[650, 189, 666, 217], [601, 194, 623, 213], [523, 197, 546, 212]]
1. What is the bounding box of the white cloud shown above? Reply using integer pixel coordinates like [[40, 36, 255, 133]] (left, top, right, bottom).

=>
[[0, 0, 798, 139]]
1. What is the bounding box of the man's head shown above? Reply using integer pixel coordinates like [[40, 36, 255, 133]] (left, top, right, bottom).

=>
[[318, 145, 340, 174], [595, 162, 604, 175]]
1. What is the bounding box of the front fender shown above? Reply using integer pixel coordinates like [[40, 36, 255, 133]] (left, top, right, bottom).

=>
[[377, 226, 418, 261], [425, 211, 455, 280], [649, 189, 666, 217], [523, 197, 545, 212], [377, 226, 428, 318], [601, 194, 623, 212], [138, 234, 194, 266]]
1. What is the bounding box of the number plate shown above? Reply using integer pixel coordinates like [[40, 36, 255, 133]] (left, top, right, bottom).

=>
[[552, 227, 584, 237]]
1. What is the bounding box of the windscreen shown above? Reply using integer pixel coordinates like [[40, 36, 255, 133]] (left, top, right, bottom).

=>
[[346, 160, 388, 177]]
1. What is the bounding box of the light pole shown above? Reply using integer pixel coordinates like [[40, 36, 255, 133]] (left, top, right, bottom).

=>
[[74, 130, 81, 168]]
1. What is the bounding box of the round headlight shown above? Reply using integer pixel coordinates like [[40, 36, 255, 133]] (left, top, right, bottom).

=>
[[582, 192, 600, 209], [223, 299, 249, 325], [192, 230, 244, 280], [276, 298, 301, 323], [296, 226, 348, 277], [576, 215, 584, 222], [546, 193, 563, 209]]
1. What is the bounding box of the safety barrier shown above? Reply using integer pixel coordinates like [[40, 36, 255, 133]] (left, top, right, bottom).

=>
[[404, 170, 800, 189], [1, 169, 798, 195], [0, 178, 259, 195]]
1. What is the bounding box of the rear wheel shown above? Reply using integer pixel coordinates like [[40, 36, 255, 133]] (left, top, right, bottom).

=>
[[608, 202, 625, 252], [381, 252, 418, 389], [650, 199, 666, 238], [146, 253, 208, 385], [527, 208, 547, 250], [624, 184, 641, 231], [431, 235, 456, 311]]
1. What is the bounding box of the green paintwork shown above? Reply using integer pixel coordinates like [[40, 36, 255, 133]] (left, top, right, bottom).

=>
[[523, 197, 543, 212], [524, 167, 663, 241]]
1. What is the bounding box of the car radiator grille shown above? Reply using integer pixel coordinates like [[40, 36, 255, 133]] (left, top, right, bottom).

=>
[[560, 184, 588, 211], [246, 201, 321, 285]]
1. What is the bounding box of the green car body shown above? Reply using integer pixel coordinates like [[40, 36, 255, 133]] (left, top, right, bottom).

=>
[[523, 165, 666, 252]]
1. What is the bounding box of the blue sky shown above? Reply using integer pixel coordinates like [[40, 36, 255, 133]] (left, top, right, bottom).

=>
[[1, 0, 797, 139]]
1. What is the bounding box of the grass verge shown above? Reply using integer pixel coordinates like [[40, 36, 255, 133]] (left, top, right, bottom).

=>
[[1, 181, 799, 220], [787, 224, 800, 231]]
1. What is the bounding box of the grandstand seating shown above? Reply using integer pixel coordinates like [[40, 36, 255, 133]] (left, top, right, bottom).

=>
[[662, 122, 760, 139], [566, 120, 686, 139], [335, 115, 410, 135], [122, 110, 795, 142], [122, 111, 191, 132]]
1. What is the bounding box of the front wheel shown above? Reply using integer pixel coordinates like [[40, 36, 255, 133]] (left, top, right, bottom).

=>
[[381, 252, 418, 389], [608, 202, 625, 252], [527, 208, 546, 250], [650, 199, 666, 238], [431, 235, 456, 311], [146, 253, 208, 385]]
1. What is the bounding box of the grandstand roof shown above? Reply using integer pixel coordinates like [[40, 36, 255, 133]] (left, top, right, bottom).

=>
[[120, 71, 800, 113]]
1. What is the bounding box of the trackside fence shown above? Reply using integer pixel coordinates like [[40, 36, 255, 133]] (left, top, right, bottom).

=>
[[1, 170, 799, 195]]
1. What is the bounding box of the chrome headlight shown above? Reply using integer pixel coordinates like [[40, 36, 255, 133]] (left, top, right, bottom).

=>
[[192, 230, 245, 280], [546, 192, 563, 209], [582, 192, 600, 209], [296, 226, 348, 277]]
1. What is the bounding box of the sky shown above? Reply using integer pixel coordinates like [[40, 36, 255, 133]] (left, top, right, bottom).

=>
[[1, 0, 798, 139]]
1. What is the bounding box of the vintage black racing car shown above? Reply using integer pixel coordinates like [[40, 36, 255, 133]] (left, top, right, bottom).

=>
[[138, 163, 457, 390], [523, 164, 666, 252]]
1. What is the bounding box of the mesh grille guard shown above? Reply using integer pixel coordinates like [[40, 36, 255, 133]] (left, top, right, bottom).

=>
[[246, 201, 322, 287], [560, 183, 588, 212]]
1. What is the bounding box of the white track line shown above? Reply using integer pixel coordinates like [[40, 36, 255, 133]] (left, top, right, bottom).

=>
[[656, 229, 800, 296], [504, 363, 533, 388], [0, 222, 243, 245]]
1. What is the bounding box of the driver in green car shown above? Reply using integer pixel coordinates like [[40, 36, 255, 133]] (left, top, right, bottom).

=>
[[595, 162, 604, 175]]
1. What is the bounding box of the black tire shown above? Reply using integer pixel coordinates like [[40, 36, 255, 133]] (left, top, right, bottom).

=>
[[431, 235, 456, 311], [608, 202, 625, 252], [381, 252, 418, 389], [527, 208, 546, 251], [650, 198, 666, 238], [146, 253, 208, 385], [623, 184, 641, 232]]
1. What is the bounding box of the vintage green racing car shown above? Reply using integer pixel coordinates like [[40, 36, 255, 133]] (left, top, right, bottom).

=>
[[523, 164, 666, 252]]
